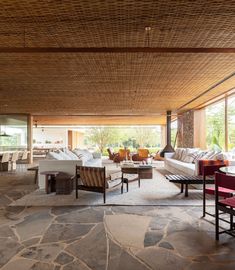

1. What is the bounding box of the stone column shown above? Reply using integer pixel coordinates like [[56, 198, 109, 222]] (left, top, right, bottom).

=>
[[177, 110, 194, 148]]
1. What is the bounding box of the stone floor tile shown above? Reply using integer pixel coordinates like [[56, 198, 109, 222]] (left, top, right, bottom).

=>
[[51, 206, 89, 216], [41, 223, 94, 243], [29, 262, 55, 270], [144, 230, 163, 247], [111, 206, 155, 215], [22, 237, 41, 247], [54, 251, 74, 265], [14, 209, 53, 241], [105, 214, 151, 248], [0, 238, 23, 268], [0, 258, 35, 270], [136, 246, 190, 270], [158, 241, 174, 250], [0, 225, 17, 239], [165, 231, 216, 257], [20, 243, 63, 262], [63, 260, 91, 270], [186, 262, 235, 270], [66, 223, 107, 270], [56, 208, 104, 224], [108, 240, 149, 270]]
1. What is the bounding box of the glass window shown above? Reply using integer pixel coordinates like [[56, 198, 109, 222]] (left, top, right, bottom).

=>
[[171, 120, 177, 147], [206, 100, 225, 150], [228, 95, 235, 151], [0, 115, 28, 151]]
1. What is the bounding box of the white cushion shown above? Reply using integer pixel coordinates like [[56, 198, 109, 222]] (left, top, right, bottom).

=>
[[165, 157, 195, 175], [47, 151, 64, 160], [183, 148, 200, 163], [64, 149, 79, 160], [58, 150, 71, 160]]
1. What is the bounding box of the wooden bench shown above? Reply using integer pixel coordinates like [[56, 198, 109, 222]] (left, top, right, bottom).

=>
[[166, 174, 214, 197]]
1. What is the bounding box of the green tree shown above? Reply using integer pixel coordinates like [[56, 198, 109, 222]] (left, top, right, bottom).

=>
[[87, 127, 120, 154]]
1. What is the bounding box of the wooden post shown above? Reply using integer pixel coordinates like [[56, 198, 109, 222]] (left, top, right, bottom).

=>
[[225, 97, 228, 151], [27, 115, 33, 164]]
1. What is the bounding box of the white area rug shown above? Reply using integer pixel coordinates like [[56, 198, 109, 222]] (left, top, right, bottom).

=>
[[11, 162, 213, 206]]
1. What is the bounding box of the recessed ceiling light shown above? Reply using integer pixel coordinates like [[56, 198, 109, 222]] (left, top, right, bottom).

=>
[[145, 26, 151, 31]]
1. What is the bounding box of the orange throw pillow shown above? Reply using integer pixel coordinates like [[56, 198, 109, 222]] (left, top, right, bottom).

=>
[[138, 149, 149, 158], [119, 149, 130, 159]]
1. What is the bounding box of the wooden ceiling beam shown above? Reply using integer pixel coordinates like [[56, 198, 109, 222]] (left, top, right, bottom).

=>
[[0, 47, 235, 53]]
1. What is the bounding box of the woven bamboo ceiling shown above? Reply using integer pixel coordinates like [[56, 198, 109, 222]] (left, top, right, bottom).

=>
[[0, 0, 235, 125]]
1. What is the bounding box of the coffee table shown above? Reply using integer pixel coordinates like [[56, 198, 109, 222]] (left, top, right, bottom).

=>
[[121, 164, 153, 192]]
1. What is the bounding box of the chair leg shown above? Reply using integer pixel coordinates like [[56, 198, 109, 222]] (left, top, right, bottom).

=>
[[230, 207, 233, 231], [203, 191, 206, 217], [215, 206, 219, 240], [75, 177, 78, 199], [103, 190, 106, 204]]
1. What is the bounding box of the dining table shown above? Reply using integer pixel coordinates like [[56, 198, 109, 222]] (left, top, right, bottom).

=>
[[219, 166, 235, 175]]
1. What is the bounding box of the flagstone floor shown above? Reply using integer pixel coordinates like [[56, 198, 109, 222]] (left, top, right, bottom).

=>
[[1, 171, 235, 269]]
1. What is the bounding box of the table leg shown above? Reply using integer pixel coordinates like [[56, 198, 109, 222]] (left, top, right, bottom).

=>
[[121, 173, 124, 194], [181, 183, 184, 193], [185, 184, 188, 197], [138, 175, 140, 188], [45, 175, 49, 194], [126, 179, 129, 192], [35, 169, 38, 185]]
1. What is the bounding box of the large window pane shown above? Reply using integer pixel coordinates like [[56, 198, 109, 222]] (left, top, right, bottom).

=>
[[228, 95, 235, 151], [206, 100, 225, 150], [0, 115, 28, 151]]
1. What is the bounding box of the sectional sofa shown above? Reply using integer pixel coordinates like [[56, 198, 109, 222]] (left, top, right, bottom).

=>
[[164, 148, 235, 176]]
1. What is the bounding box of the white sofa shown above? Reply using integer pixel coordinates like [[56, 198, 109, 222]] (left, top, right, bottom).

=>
[[38, 149, 102, 189], [164, 150, 235, 177], [164, 152, 197, 176]]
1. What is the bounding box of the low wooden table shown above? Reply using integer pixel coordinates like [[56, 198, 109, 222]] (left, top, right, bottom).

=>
[[41, 171, 60, 194], [121, 165, 153, 192], [166, 174, 214, 197]]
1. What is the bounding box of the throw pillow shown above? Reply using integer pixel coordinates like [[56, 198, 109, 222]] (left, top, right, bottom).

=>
[[184, 149, 200, 163]]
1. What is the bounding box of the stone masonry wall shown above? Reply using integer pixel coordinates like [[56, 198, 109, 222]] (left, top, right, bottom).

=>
[[177, 110, 194, 148]]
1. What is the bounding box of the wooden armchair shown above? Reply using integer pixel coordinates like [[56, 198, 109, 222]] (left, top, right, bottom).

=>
[[132, 149, 149, 162], [107, 148, 117, 160], [113, 149, 130, 163], [75, 165, 122, 203]]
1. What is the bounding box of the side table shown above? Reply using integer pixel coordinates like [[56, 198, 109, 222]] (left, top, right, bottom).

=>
[[41, 171, 60, 194]]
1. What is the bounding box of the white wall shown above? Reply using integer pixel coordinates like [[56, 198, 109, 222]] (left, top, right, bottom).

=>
[[33, 128, 68, 148]]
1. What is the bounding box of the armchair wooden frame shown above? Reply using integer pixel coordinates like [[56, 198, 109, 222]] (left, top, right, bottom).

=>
[[75, 165, 122, 203]]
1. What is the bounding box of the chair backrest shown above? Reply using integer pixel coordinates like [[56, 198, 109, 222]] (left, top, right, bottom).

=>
[[1, 152, 10, 163], [77, 166, 106, 187], [107, 148, 114, 159], [138, 148, 149, 158], [215, 172, 235, 191], [119, 149, 130, 159], [203, 164, 227, 178], [198, 160, 229, 176], [22, 150, 28, 160], [11, 151, 19, 162]]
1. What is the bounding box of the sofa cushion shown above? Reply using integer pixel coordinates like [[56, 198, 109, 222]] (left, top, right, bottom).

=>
[[64, 149, 79, 160], [182, 148, 200, 163], [58, 150, 71, 160], [46, 151, 64, 160], [165, 157, 195, 175]]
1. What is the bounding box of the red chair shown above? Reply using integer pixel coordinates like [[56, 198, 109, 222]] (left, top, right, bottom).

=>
[[215, 172, 235, 240], [203, 164, 233, 218]]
